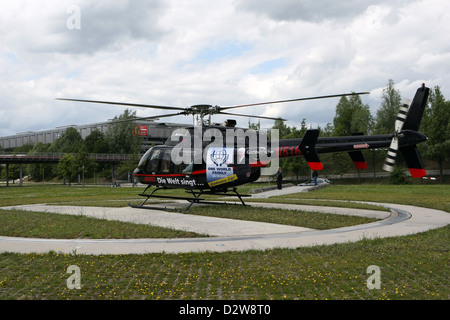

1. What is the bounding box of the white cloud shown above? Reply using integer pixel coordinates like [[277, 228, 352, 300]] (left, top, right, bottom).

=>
[[0, 0, 449, 138], [236, 0, 376, 22]]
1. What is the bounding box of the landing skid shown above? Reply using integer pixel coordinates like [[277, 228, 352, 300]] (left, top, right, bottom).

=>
[[129, 186, 250, 212]]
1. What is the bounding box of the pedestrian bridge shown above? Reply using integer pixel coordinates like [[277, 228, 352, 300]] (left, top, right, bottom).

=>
[[0, 152, 135, 187], [0, 152, 132, 164]]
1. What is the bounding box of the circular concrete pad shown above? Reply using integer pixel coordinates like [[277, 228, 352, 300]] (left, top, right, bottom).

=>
[[1, 201, 448, 255]]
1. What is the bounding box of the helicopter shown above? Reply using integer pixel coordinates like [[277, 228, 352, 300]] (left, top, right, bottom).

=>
[[57, 84, 430, 211]]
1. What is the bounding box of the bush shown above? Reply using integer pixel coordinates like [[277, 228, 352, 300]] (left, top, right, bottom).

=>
[[390, 166, 408, 185]]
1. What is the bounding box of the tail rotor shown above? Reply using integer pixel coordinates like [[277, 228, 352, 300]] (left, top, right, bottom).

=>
[[382, 103, 410, 172], [382, 84, 429, 178]]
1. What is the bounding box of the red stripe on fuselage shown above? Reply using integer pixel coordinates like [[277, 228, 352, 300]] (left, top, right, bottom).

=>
[[134, 173, 185, 177], [134, 161, 268, 179]]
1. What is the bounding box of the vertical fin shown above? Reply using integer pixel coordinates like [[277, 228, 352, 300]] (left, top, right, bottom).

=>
[[400, 145, 427, 178], [402, 85, 429, 131], [299, 129, 323, 170], [349, 151, 367, 169]]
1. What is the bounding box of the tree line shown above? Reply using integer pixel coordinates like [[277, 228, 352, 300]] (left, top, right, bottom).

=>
[[0, 109, 142, 184]]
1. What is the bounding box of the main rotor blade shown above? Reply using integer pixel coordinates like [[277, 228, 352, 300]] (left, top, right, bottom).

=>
[[56, 98, 186, 111], [221, 92, 370, 110], [108, 112, 187, 123], [218, 111, 286, 121]]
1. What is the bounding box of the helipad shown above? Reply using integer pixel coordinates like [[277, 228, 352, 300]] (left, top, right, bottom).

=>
[[0, 186, 448, 255]]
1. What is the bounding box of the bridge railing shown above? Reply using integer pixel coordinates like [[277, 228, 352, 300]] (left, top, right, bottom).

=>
[[0, 152, 133, 163]]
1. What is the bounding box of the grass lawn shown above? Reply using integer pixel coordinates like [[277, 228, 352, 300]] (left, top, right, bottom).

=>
[[187, 204, 378, 230], [270, 184, 450, 213], [0, 184, 382, 238], [0, 209, 206, 239], [0, 183, 448, 300]]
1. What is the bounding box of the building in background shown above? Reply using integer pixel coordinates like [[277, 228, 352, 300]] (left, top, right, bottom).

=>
[[0, 120, 190, 152]]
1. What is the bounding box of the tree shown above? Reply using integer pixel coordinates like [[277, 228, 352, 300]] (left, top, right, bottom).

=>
[[333, 94, 372, 136], [374, 79, 402, 134], [2, 144, 32, 183], [75, 146, 98, 181], [248, 119, 260, 130], [320, 123, 334, 137], [85, 129, 109, 153], [269, 119, 312, 182], [331, 93, 372, 176], [371, 79, 403, 179], [0, 164, 20, 182], [51, 127, 84, 153], [285, 119, 309, 183], [57, 154, 77, 186], [105, 109, 142, 154], [389, 165, 408, 185], [272, 118, 291, 138], [27, 142, 53, 181], [421, 86, 450, 181]]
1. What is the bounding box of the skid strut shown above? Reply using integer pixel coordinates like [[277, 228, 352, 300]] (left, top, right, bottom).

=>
[[129, 187, 249, 212]]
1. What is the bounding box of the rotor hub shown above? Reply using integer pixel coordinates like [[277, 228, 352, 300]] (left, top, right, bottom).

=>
[[190, 104, 213, 112]]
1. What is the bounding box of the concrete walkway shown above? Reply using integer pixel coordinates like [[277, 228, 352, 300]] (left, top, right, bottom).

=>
[[1, 203, 312, 237], [249, 185, 325, 198], [0, 185, 448, 255]]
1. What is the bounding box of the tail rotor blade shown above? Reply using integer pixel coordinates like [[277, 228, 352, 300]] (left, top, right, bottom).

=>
[[402, 98, 412, 107], [383, 137, 399, 172], [383, 103, 410, 173], [395, 104, 409, 132]]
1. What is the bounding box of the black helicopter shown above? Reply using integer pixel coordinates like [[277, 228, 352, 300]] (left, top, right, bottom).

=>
[[57, 84, 429, 211]]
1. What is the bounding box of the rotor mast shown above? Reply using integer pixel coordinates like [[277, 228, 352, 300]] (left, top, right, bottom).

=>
[[190, 104, 214, 126]]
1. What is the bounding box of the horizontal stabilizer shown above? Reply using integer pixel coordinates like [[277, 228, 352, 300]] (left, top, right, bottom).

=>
[[299, 129, 323, 170], [400, 145, 427, 178]]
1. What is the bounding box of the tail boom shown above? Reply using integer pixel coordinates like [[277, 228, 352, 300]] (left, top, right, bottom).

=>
[[274, 85, 430, 177]]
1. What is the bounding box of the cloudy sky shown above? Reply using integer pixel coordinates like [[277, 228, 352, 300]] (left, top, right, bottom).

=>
[[1, 0, 449, 137]]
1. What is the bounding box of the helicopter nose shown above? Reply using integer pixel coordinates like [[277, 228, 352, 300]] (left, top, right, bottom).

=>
[[133, 167, 145, 184]]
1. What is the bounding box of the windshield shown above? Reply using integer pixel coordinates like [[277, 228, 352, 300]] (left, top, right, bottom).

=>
[[137, 148, 153, 169]]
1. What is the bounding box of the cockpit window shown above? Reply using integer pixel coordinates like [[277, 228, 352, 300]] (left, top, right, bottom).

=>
[[148, 149, 162, 172], [139, 147, 197, 174], [138, 148, 152, 170], [161, 150, 172, 173]]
